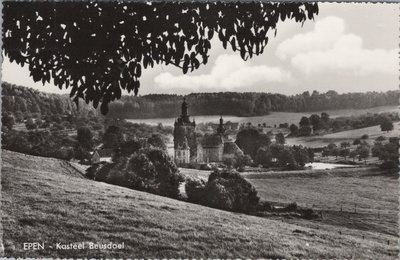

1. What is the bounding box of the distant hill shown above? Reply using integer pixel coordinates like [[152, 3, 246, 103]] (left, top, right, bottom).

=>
[[1, 149, 392, 258], [106, 90, 400, 119], [2, 82, 398, 119], [1, 82, 95, 118]]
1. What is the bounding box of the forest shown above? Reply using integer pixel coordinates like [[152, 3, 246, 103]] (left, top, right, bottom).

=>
[[2, 82, 399, 119], [106, 90, 399, 118]]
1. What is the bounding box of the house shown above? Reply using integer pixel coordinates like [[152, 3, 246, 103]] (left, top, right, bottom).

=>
[[90, 148, 114, 164]]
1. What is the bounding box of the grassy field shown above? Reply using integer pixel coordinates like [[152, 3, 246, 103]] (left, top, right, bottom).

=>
[[286, 122, 400, 148], [2, 150, 398, 259], [128, 105, 399, 127], [244, 168, 399, 237], [182, 166, 399, 258]]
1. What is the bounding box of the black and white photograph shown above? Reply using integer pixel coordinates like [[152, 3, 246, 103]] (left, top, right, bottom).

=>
[[1, 1, 399, 258]]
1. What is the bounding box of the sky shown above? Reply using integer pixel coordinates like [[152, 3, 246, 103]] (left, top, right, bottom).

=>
[[2, 3, 398, 96]]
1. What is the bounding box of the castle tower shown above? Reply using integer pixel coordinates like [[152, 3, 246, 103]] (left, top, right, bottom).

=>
[[217, 116, 226, 134], [174, 98, 197, 163]]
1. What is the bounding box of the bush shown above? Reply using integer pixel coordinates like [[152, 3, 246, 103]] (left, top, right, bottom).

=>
[[380, 160, 399, 170], [185, 178, 206, 203], [86, 148, 184, 199], [285, 202, 298, 211], [204, 169, 260, 212], [256, 201, 272, 211]]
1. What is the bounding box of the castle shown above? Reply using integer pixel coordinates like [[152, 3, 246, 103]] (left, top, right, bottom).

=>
[[174, 99, 243, 166]]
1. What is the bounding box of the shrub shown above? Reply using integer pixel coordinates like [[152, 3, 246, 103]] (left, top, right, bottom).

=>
[[185, 178, 206, 203], [361, 134, 369, 140], [86, 148, 184, 199], [257, 201, 272, 211], [380, 160, 399, 170], [204, 169, 260, 212], [285, 202, 298, 211]]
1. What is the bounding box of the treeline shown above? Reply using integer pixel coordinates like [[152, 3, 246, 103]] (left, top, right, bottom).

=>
[[2, 82, 95, 119], [3, 82, 399, 119], [288, 111, 399, 137], [107, 90, 399, 118]]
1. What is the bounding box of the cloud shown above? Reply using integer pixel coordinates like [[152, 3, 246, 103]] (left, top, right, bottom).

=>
[[154, 54, 290, 91], [276, 16, 397, 75]]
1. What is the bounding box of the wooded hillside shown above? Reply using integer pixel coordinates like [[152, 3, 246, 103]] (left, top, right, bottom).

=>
[[2, 82, 398, 119]]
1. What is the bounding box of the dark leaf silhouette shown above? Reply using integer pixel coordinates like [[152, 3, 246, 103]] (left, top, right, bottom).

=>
[[3, 2, 318, 114]]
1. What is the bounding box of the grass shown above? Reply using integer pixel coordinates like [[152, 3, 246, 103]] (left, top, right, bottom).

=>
[[286, 122, 400, 148], [182, 166, 399, 259], [244, 168, 399, 237], [2, 150, 398, 258], [128, 105, 399, 127]]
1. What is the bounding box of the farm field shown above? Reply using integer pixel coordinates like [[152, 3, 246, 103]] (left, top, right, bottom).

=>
[[127, 105, 399, 127], [2, 149, 398, 259], [286, 122, 400, 148], [181, 166, 399, 257], [244, 168, 399, 237]]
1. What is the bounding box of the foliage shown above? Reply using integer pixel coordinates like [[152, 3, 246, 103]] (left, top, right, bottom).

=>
[[2, 130, 75, 160], [278, 147, 297, 169], [275, 133, 285, 144], [25, 118, 37, 130], [380, 119, 394, 132], [103, 125, 125, 149], [292, 146, 310, 167], [186, 169, 260, 213], [108, 90, 400, 118], [361, 134, 369, 140], [235, 128, 271, 159], [77, 126, 93, 150], [255, 146, 273, 167], [309, 114, 320, 131], [289, 124, 298, 135], [297, 126, 312, 136], [357, 146, 370, 163], [291, 111, 399, 137], [2, 113, 15, 131], [4, 2, 318, 114], [147, 134, 167, 151], [299, 116, 310, 127], [185, 178, 207, 204], [88, 148, 184, 199]]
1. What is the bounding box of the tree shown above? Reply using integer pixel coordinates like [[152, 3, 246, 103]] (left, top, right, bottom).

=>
[[289, 124, 298, 135], [293, 147, 310, 167], [321, 112, 330, 123], [339, 148, 350, 160], [299, 116, 310, 127], [235, 128, 271, 159], [278, 147, 296, 169], [103, 125, 124, 149], [147, 134, 167, 151], [349, 150, 358, 162], [275, 133, 285, 145], [353, 139, 361, 145], [255, 146, 273, 167], [340, 142, 350, 148], [298, 126, 312, 136], [309, 114, 320, 131], [204, 169, 260, 212], [376, 136, 386, 142], [380, 119, 394, 133], [357, 146, 369, 164], [2, 114, 15, 130], [25, 118, 37, 130], [361, 134, 369, 140], [77, 126, 93, 150], [4, 2, 318, 114], [235, 154, 252, 171]]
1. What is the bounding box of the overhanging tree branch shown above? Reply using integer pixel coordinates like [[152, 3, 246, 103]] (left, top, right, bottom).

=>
[[3, 1, 319, 114]]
